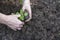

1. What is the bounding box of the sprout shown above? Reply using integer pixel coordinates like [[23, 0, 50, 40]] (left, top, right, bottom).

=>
[[16, 9, 28, 21], [16, 0, 28, 21]]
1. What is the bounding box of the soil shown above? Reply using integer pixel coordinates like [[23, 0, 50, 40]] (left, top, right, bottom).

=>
[[0, 0, 60, 40]]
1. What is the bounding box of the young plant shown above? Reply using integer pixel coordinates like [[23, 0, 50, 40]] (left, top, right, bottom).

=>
[[16, 0, 28, 21], [16, 9, 28, 21]]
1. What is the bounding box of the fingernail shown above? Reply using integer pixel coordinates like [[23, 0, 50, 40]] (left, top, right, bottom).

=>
[[17, 28, 21, 30]]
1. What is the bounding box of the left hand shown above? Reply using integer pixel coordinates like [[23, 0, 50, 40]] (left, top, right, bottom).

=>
[[3, 14, 24, 31], [22, 0, 32, 22]]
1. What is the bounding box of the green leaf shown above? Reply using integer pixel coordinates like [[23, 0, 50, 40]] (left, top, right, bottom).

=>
[[20, 9, 24, 15], [19, 16, 24, 20], [16, 9, 28, 21], [16, 12, 19, 15], [19, 0, 23, 4], [24, 12, 28, 16]]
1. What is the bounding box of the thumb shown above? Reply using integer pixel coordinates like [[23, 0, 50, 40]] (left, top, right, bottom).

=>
[[12, 14, 21, 18], [22, 6, 25, 11]]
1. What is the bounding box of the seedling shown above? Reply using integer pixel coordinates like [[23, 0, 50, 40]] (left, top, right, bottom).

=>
[[16, 9, 28, 21], [16, 0, 28, 21]]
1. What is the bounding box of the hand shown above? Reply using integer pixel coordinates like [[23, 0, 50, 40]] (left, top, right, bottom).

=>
[[22, 0, 32, 22], [4, 14, 24, 31]]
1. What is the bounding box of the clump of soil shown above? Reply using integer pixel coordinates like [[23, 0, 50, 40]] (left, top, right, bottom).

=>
[[0, 0, 60, 40]]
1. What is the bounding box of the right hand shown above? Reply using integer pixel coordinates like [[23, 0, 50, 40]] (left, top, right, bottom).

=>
[[4, 14, 24, 31], [22, 0, 32, 22]]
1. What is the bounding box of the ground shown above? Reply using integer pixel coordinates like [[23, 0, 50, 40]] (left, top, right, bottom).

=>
[[0, 0, 60, 40]]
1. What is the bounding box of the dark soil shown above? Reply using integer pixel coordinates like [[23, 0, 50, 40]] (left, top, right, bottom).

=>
[[0, 0, 60, 40]]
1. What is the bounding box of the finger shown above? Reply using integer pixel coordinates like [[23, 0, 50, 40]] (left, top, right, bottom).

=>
[[19, 25, 24, 27], [25, 18, 31, 22], [20, 22, 24, 25], [17, 28, 21, 30], [15, 24, 23, 28], [22, 6, 25, 11], [16, 25, 23, 30], [25, 6, 32, 22], [12, 14, 21, 18], [16, 19, 24, 24], [26, 5, 32, 16]]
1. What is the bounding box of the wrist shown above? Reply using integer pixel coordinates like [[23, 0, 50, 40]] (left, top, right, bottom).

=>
[[23, 0, 30, 4], [0, 13, 7, 24]]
